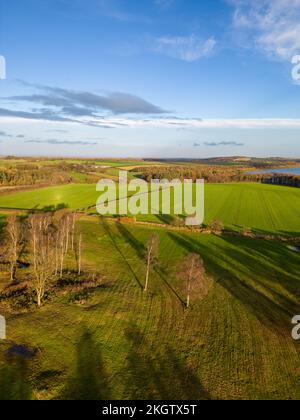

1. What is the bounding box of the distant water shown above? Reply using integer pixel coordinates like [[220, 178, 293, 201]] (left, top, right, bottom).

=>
[[248, 167, 300, 176]]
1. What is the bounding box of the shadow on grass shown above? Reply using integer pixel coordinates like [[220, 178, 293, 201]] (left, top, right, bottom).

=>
[[155, 265, 186, 308], [116, 222, 145, 260], [156, 214, 175, 225], [101, 218, 143, 290], [124, 324, 210, 400], [62, 328, 111, 400], [40, 203, 69, 212], [116, 223, 186, 307], [168, 232, 299, 332], [0, 347, 33, 400]]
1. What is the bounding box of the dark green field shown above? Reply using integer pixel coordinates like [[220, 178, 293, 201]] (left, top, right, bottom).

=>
[[0, 161, 300, 400], [1, 217, 300, 400]]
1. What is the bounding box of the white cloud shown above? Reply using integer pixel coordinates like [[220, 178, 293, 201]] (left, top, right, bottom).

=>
[[3, 116, 300, 130], [154, 35, 216, 62], [230, 0, 300, 60]]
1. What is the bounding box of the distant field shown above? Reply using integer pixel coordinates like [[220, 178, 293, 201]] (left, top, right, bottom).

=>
[[0, 158, 160, 168], [1, 219, 299, 400], [0, 182, 299, 234]]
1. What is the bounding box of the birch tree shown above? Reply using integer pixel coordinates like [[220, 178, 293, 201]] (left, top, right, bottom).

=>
[[53, 210, 73, 277], [177, 253, 207, 308], [78, 233, 82, 276], [28, 213, 55, 307], [5, 215, 23, 282], [144, 234, 159, 292]]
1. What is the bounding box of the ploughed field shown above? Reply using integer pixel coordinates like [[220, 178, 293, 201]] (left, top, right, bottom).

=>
[[0, 182, 299, 234], [0, 219, 300, 400]]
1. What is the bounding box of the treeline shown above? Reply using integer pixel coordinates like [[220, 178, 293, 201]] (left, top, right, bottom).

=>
[[0, 167, 72, 187], [262, 174, 300, 188], [133, 165, 267, 184]]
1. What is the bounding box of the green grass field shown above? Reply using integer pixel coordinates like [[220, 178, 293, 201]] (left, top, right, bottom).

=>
[[0, 182, 299, 234], [1, 219, 299, 400]]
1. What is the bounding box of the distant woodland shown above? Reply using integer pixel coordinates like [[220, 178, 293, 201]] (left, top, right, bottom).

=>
[[133, 165, 300, 186]]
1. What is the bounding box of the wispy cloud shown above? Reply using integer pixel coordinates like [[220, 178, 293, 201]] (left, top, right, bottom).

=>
[[4, 113, 300, 130], [204, 141, 244, 147], [0, 130, 12, 138], [86, 117, 300, 129], [0, 131, 24, 139], [45, 129, 69, 133], [153, 35, 216, 62], [26, 139, 99, 146], [229, 0, 300, 60]]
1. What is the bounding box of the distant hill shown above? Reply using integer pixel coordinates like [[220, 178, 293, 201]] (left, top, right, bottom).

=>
[[145, 156, 300, 168]]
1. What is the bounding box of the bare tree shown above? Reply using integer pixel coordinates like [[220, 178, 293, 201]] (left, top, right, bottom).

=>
[[53, 210, 73, 277], [77, 233, 82, 276], [28, 213, 56, 307], [144, 234, 159, 292], [5, 215, 23, 282], [177, 253, 207, 308], [71, 213, 77, 251]]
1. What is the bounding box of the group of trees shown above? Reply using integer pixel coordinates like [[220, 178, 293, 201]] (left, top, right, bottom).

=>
[[262, 174, 300, 188], [133, 165, 300, 186], [133, 165, 271, 184], [3, 221, 209, 310], [0, 166, 72, 187], [3, 211, 82, 307], [144, 234, 208, 308]]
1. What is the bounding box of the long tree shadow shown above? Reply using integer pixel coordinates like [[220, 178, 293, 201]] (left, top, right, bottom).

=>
[[0, 346, 33, 400], [168, 232, 298, 333], [218, 235, 300, 298], [62, 328, 111, 400], [124, 324, 210, 400], [116, 223, 186, 307], [155, 265, 186, 308], [116, 222, 145, 260], [101, 218, 143, 290]]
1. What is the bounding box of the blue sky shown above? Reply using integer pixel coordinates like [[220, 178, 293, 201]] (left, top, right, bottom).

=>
[[0, 0, 300, 158]]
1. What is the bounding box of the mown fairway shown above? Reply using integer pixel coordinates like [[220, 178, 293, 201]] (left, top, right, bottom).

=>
[[1, 182, 300, 234], [1, 218, 300, 400]]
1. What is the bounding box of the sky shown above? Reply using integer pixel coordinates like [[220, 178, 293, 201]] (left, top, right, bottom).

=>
[[0, 0, 300, 158]]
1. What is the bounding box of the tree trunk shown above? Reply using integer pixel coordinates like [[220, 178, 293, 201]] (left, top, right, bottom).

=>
[[144, 245, 152, 292], [78, 234, 82, 276], [60, 233, 65, 278], [10, 262, 15, 282], [186, 260, 194, 309], [37, 293, 41, 308], [144, 263, 150, 292], [186, 290, 190, 309], [71, 214, 76, 251]]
